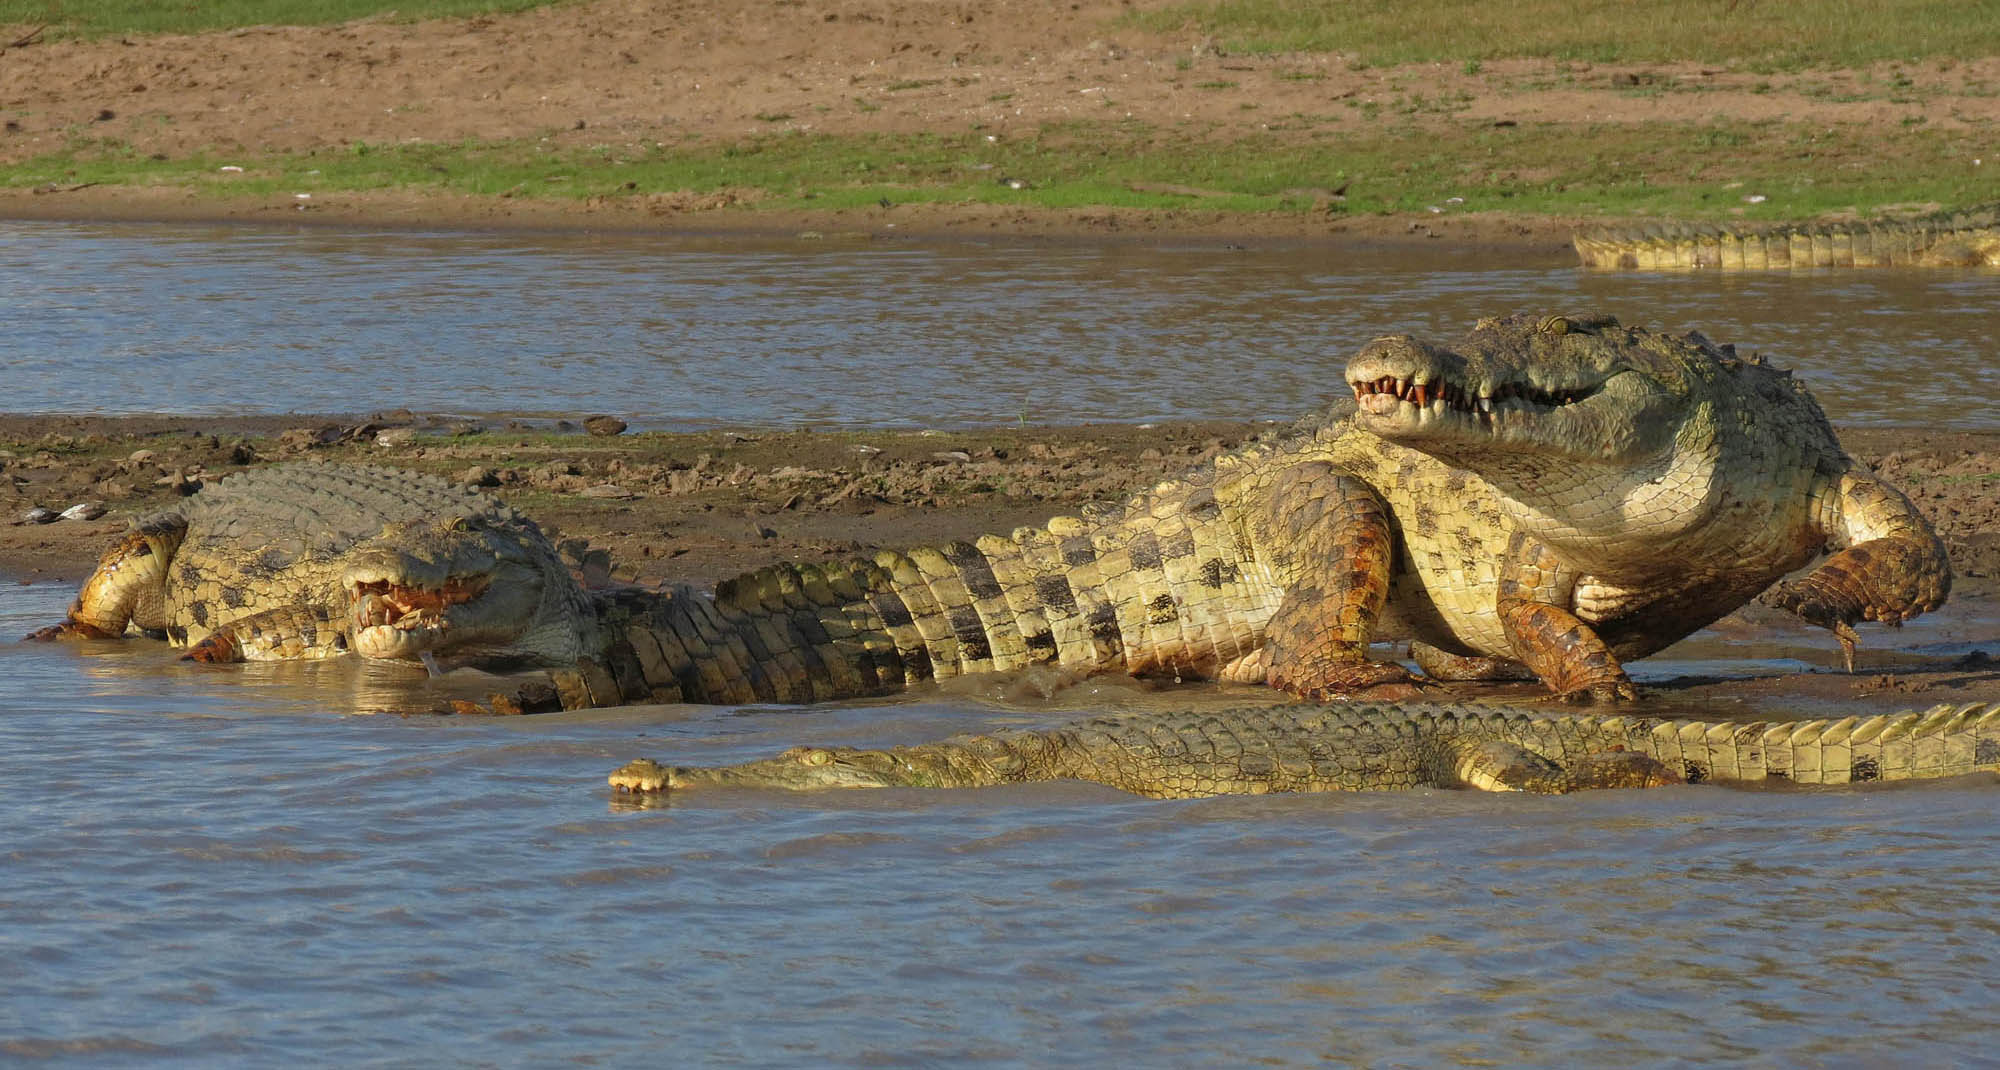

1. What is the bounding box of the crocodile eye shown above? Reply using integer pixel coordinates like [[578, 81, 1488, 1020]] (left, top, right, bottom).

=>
[[799, 749, 832, 767], [1537, 315, 1572, 336]]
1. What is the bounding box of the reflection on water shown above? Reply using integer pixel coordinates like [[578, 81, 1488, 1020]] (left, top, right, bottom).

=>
[[5, 580, 2000, 1064], [1, 221, 1996, 429]]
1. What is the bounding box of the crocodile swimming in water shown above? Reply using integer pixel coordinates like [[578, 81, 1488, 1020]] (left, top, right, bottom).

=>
[[1573, 204, 2000, 270], [608, 701, 2000, 798], [28, 313, 1950, 709]]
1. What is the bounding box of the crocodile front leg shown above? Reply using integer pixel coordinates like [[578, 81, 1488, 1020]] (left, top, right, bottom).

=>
[[1496, 531, 1637, 703], [1256, 461, 1424, 699], [181, 605, 350, 662], [1762, 469, 1951, 671]]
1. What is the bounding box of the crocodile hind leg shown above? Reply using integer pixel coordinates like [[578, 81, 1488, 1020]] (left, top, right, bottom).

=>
[[1453, 740, 1679, 793], [1410, 642, 1534, 682], [24, 513, 186, 641], [1256, 461, 1424, 699], [1495, 532, 1637, 703]]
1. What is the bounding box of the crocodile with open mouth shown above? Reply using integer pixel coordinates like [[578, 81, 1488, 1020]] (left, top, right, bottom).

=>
[[27, 313, 1950, 709], [25, 463, 593, 667]]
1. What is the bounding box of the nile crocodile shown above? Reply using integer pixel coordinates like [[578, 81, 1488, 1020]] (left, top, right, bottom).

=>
[[25, 463, 596, 666], [608, 701, 2000, 798], [1574, 204, 2000, 270], [29, 313, 1950, 708]]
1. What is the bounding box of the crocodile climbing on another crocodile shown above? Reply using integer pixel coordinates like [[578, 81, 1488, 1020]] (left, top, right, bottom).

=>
[[29, 313, 1950, 709], [1574, 204, 2000, 270], [608, 701, 2000, 798]]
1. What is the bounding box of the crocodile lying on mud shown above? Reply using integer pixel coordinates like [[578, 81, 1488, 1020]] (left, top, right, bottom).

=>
[[1574, 204, 2000, 270], [608, 701, 2000, 798], [25, 463, 595, 667], [29, 313, 1950, 709]]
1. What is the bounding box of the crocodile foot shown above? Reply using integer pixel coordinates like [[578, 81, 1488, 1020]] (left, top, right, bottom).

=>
[[1271, 658, 1431, 703], [1549, 679, 1641, 705], [23, 619, 121, 642], [180, 634, 242, 663]]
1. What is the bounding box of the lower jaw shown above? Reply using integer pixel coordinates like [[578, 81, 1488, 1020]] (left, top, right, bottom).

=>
[[351, 622, 446, 660]]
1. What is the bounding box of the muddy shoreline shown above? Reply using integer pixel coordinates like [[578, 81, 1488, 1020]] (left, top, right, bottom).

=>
[[8, 412, 1998, 715], [0, 186, 1586, 261]]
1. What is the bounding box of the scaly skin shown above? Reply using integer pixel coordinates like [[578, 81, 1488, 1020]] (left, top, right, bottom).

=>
[[26, 464, 596, 667], [608, 701, 2000, 798], [29, 314, 1950, 710], [537, 315, 1947, 709], [1574, 205, 2000, 270]]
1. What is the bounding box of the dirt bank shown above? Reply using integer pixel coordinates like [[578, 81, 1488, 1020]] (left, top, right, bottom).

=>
[[2, 0, 1995, 238]]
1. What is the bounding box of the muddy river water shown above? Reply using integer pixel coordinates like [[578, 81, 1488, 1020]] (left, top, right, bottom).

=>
[[4, 221, 1998, 1065], [4, 221, 1998, 428]]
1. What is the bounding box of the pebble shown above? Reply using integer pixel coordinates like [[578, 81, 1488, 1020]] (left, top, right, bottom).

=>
[[374, 428, 419, 448], [584, 416, 628, 437], [59, 502, 106, 521]]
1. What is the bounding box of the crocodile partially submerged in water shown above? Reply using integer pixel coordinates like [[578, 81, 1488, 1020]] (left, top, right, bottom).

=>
[[26, 463, 595, 667], [29, 313, 1950, 708], [608, 701, 2000, 798], [1574, 204, 2000, 270]]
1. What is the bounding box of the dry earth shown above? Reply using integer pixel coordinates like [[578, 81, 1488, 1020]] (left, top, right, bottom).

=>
[[1, 0, 1996, 238]]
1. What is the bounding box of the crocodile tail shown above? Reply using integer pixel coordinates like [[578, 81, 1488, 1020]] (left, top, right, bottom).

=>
[[1573, 209, 2000, 270], [591, 476, 1270, 705], [1627, 704, 2000, 785]]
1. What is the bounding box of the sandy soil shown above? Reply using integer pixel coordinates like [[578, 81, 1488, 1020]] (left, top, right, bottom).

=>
[[6, 414, 1997, 714], [1, 0, 1995, 239]]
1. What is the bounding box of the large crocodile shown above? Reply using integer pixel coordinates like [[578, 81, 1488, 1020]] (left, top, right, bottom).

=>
[[608, 701, 2000, 798], [29, 313, 1950, 708], [26, 463, 596, 666], [1574, 204, 2000, 270]]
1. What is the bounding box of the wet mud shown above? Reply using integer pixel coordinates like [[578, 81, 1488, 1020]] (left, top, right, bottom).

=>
[[4, 412, 1996, 715]]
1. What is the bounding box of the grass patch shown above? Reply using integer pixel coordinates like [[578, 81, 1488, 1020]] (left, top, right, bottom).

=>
[[0, 0, 567, 38], [5, 120, 1989, 222], [1125, 0, 2000, 69]]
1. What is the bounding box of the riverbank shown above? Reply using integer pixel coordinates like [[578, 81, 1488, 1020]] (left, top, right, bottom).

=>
[[2, 0, 1994, 238], [7, 413, 1998, 715]]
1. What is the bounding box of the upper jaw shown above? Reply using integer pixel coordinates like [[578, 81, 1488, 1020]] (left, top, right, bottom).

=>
[[1348, 335, 1611, 436], [1343, 333, 1666, 466]]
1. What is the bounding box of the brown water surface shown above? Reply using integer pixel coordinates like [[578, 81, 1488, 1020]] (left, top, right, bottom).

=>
[[4, 221, 1995, 428]]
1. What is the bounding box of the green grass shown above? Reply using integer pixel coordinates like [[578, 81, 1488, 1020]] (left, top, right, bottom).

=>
[[0, 0, 566, 38], [1125, 0, 2000, 69], [10, 120, 1989, 223]]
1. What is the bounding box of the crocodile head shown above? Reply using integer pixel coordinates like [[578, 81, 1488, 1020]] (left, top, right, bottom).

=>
[[609, 747, 919, 793], [339, 512, 585, 664], [1344, 312, 1754, 546]]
